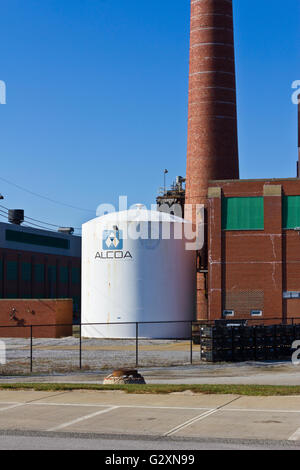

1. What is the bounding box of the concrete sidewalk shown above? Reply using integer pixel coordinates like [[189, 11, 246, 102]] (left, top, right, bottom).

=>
[[1, 362, 300, 385], [0, 390, 300, 445]]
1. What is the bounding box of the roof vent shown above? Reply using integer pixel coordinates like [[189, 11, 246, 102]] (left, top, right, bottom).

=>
[[58, 227, 74, 235], [8, 209, 24, 225]]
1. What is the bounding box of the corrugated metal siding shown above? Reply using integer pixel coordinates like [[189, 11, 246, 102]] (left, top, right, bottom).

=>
[[222, 197, 264, 231]]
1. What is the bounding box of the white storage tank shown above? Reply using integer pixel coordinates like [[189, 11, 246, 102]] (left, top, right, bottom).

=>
[[81, 206, 196, 339]]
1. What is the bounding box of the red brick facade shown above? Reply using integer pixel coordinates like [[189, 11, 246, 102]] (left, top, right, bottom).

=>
[[208, 179, 300, 323], [0, 299, 73, 338], [0, 247, 81, 322]]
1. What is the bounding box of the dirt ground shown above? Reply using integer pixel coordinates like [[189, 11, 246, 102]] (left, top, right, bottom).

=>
[[0, 336, 299, 386]]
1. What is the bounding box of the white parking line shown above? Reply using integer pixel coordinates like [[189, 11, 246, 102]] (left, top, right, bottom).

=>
[[227, 408, 300, 414], [0, 402, 21, 405], [47, 406, 119, 432], [164, 408, 218, 437], [32, 403, 300, 413], [288, 427, 300, 441], [1, 401, 300, 414], [0, 403, 25, 412], [164, 396, 242, 436], [33, 402, 211, 411]]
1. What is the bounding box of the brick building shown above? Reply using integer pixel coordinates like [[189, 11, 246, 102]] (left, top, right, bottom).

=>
[[179, 0, 300, 324], [207, 179, 300, 323], [0, 221, 81, 322]]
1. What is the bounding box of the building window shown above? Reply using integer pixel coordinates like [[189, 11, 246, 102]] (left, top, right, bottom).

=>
[[6, 261, 17, 281], [283, 196, 300, 229], [21, 262, 31, 282], [251, 310, 263, 317], [284, 291, 300, 299], [222, 197, 264, 231], [223, 310, 235, 317]]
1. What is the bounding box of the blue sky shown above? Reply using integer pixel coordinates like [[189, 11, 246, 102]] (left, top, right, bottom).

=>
[[0, 0, 299, 233]]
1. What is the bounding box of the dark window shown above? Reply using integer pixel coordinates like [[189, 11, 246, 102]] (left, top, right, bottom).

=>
[[251, 310, 263, 317], [6, 229, 70, 250]]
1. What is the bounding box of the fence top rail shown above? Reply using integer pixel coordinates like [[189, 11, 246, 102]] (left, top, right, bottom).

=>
[[0, 318, 300, 328]]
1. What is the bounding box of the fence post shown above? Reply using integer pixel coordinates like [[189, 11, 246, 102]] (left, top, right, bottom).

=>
[[199, 324, 202, 361], [231, 326, 234, 362], [190, 321, 193, 365], [30, 325, 33, 373], [254, 326, 257, 361], [79, 323, 82, 370], [135, 323, 139, 368]]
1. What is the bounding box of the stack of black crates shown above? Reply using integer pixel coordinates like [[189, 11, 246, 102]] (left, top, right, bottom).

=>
[[194, 324, 300, 362]]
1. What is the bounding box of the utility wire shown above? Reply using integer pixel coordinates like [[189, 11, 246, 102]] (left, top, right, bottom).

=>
[[0, 176, 94, 213], [0, 207, 56, 232], [0, 204, 82, 233]]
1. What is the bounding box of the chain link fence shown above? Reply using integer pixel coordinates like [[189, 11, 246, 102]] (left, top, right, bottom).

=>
[[0, 318, 299, 374]]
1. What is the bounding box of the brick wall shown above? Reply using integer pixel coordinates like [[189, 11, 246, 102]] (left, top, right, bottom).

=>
[[208, 179, 300, 322], [0, 247, 81, 322], [0, 299, 73, 338]]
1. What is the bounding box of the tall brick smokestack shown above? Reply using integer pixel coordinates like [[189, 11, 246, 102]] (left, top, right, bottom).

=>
[[185, 0, 239, 319], [298, 99, 300, 177]]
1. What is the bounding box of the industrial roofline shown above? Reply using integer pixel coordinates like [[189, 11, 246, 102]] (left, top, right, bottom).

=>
[[209, 177, 300, 184]]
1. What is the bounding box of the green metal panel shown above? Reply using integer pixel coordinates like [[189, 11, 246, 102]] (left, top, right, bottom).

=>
[[6, 230, 70, 250], [48, 266, 56, 283], [73, 295, 80, 312], [21, 262, 31, 282], [7, 261, 18, 281], [222, 197, 264, 231], [34, 264, 44, 283], [71, 267, 80, 285], [60, 266, 68, 284], [6, 293, 17, 299], [282, 196, 300, 229]]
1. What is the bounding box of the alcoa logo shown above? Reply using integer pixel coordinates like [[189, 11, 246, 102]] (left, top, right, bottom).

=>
[[95, 229, 132, 260], [102, 229, 123, 251]]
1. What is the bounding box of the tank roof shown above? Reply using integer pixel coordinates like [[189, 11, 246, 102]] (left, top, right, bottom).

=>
[[83, 208, 191, 226]]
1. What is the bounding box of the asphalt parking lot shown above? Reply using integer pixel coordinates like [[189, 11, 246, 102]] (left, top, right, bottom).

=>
[[0, 390, 300, 449]]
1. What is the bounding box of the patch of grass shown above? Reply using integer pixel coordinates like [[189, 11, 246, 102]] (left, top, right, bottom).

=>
[[0, 383, 300, 396]]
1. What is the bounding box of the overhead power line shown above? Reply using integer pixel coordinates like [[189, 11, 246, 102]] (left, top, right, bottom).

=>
[[0, 176, 94, 213], [0, 205, 82, 233]]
